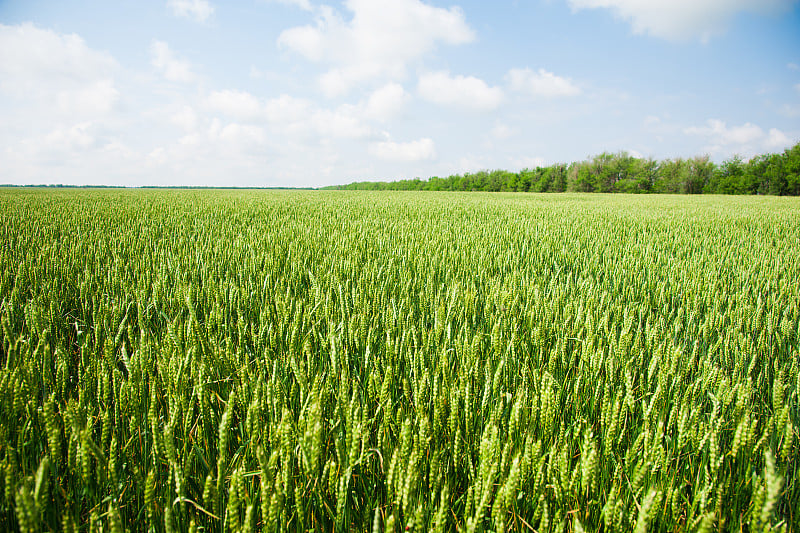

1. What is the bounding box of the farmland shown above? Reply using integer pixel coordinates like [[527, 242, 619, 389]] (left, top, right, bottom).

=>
[[0, 189, 798, 532]]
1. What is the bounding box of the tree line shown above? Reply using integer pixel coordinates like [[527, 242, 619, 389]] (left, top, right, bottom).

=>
[[326, 142, 800, 195]]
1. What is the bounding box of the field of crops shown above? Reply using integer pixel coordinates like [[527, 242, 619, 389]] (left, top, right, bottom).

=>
[[0, 189, 798, 532]]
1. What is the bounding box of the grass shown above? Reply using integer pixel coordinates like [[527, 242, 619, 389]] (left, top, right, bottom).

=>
[[0, 188, 798, 532]]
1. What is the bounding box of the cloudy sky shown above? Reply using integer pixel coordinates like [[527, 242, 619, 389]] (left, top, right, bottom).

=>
[[1, 0, 798, 187]]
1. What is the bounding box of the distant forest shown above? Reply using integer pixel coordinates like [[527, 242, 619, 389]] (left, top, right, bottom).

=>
[[326, 142, 800, 195]]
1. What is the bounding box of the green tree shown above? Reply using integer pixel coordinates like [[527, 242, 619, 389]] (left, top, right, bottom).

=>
[[567, 162, 594, 192], [783, 143, 800, 195], [686, 156, 713, 194], [706, 155, 746, 194]]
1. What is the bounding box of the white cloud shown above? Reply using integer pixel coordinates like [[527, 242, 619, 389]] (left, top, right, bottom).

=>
[[512, 156, 548, 169], [685, 119, 763, 145], [455, 155, 489, 174], [168, 0, 214, 23], [263, 94, 313, 123], [200, 85, 384, 143], [206, 90, 265, 122], [150, 40, 196, 83], [684, 119, 794, 157], [566, 0, 796, 41], [278, 0, 474, 95], [643, 115, 661, 126], [364, 83, 409, 121], [507, 68, 580, 98], [217, 123, 268, 151], [418, 71, 504, 111], [43, 122, 96, 152], [764, 128, 791, 150], [0, 23, 116, 92], [781, 104, 800, 118], [170, 105, 199, 131], [144, 117, 273, 182], [203, 87, 375, 139], [0, 23, 119, 118], [369, 138, 436, 161], [278, 6, 333, 62], [7, 120, 141, 184], [490, 123, 515, 140], [312, 105, 375, 139], [55, 80, 120, 116], [248, 66, 287, 81], [0, 24, 138, 184], [265, 0, 313, 10]]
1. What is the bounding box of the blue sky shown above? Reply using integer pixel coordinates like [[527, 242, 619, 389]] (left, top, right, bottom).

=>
[[1, 0, 798, 187]]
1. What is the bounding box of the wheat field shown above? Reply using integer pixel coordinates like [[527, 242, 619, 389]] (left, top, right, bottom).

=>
[[0, 189, 797, 532]]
